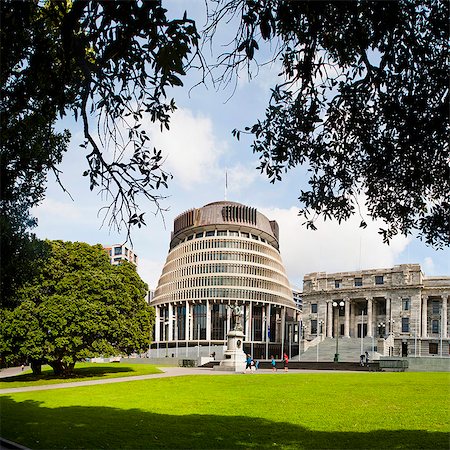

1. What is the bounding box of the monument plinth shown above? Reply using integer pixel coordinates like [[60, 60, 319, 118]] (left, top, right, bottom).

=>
[[215, 306, 246, 372]]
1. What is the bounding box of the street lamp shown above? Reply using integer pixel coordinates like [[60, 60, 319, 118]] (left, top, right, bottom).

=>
[[332, 301, 345, 362], [378, 322, 385, 337], [317, 320, 324, 362]]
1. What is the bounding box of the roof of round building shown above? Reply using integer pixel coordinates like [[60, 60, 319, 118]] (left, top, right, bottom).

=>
[[170, 200, 280, 249]]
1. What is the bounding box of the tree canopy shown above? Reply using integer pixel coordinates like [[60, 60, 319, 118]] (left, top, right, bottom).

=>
[[1, 240, 153, 375], [208, 0, 449, 247]]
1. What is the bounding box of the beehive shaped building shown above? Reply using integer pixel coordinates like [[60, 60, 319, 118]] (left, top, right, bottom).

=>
[[150, 201, 300, 360]]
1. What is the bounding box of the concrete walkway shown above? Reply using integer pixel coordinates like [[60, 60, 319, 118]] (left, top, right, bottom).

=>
[[0, 365, 355, 395]]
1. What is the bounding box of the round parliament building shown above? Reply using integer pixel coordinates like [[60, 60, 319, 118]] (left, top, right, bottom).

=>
[[149, 201, 300, 360]]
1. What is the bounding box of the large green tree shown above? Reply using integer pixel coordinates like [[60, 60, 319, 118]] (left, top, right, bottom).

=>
[[1, 240, 153, 376], [207, 0, 449, 247]]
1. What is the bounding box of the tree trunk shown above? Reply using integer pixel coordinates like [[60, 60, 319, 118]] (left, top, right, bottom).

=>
[[49, 360, 64, 376], [49, 359, 76, 376], [30, 359, 42, 375]]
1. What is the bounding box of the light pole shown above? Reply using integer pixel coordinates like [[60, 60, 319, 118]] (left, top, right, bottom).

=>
[[333, 301, 344, 362], [317, 320, 324, 362]]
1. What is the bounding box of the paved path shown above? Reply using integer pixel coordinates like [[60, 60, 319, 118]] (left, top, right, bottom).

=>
[[0, 366, 357, 395]]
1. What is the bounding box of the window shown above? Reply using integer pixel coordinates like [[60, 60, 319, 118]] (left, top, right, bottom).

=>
[[429, 343, 438, 355], [375, 275, 384, 285], [432, 319, 439, 333], [187, 235, 193, 241], [241, 232, 249, 238], [217, 230, 227, 236], [229, 231, 239, 236], [311, 303, 318, 314], [205, 230, 215, 237], [335, 279, 342, 288], [195, 232, 204, 238], [402, 317, 409, 333], [432, 300, 440, 314], [251, 234, 259, 240], [311, 320, 318, 335], [402, 298, 410, 311], [114, 246, 122, 255], [354, 277, 362, 287]]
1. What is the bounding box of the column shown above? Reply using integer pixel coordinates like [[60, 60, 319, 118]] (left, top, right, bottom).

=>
[[184, 300, 189, 341], [246, 301, 252, 340], [344, 297, 350, 337], [189, 302, 194, 341], [327, 302, 333, 337], [154, 305, 160, 342], [168, 303, 173, 342], [442, 296, 448, 339], [386, 297, 391, 334], [206, 299, 211, 341], [367, 297, 373, 337], [421, 296, 428, 338], [226, 305, 232, 336]]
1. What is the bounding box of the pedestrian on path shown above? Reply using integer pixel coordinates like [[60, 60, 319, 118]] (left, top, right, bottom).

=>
[[271, 355, 277, 372], [245, 354, 252, 371], [283, 353, 289, 372]]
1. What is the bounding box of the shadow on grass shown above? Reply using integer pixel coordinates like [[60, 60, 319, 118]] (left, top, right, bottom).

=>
[[1, 397, 448, 449], [0, 365, 134, 384]]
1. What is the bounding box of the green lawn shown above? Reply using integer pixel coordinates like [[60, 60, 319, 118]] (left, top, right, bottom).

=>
[[0, 363, 162, 388], [1, 372, 449, 449]]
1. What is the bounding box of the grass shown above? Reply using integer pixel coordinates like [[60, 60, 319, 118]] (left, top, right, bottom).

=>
[[1, 371, 449, 449], [0, 362, 162, 388]]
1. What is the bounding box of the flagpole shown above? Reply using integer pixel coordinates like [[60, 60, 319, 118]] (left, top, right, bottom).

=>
[[225, 169, 228, 200]]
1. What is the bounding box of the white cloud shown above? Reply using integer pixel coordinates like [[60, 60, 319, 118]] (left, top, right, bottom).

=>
[[34, 198, 82, 221], [259, 205, 410, 287], [148, 108, 227, 188], [227, 163, 259, 194], [422, 257, 435, 275]]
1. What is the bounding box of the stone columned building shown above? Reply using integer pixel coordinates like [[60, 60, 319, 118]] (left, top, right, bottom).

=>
[[301, 264, 449, 358], [150, 201, 299, 359]]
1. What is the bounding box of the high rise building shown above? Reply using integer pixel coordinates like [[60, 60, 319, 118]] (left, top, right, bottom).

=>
[[150, 201, 300, 359], [103, 244, 138, 266]]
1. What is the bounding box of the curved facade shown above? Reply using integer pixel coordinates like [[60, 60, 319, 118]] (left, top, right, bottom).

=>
[[150, 201, 299, 359]]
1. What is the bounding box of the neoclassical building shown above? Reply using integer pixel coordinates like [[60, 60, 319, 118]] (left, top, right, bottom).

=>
[[150, 201, 300, 359], [301, 264, 449, 357]]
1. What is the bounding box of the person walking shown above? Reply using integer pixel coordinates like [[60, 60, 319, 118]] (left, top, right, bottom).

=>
[[360, 354, 365, 366], [283, 353, 289, 372], [245, 354, 252, 371], [271, 355, 277, 372]]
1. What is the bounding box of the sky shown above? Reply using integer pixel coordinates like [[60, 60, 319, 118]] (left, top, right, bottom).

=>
[[31, 1, 449, 291]]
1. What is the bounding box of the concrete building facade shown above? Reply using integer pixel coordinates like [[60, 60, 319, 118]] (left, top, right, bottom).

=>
[[103, 244, 138, 266], [150, 201, 300, 359], [301, 264, 450, 358]]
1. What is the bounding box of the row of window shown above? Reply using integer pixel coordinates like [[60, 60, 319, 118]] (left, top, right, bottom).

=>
[[168, 237, 279, 262], [308, 298, 444, 315], [155, 287, 292, 304], [156, 275, 291, 296], [334, 275, 384, 288], [171, 229, 277, 250], [164, 250, 284, 271], [158, 263, 289, 289], [158, 303, 284, 342]]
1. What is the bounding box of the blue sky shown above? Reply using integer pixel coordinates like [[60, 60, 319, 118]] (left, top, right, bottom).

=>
[[31, 1, 450, 290]]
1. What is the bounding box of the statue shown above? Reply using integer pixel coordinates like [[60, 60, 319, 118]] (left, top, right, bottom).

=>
[[216, 303, 246, 372], [229, 304, 243, 332]]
